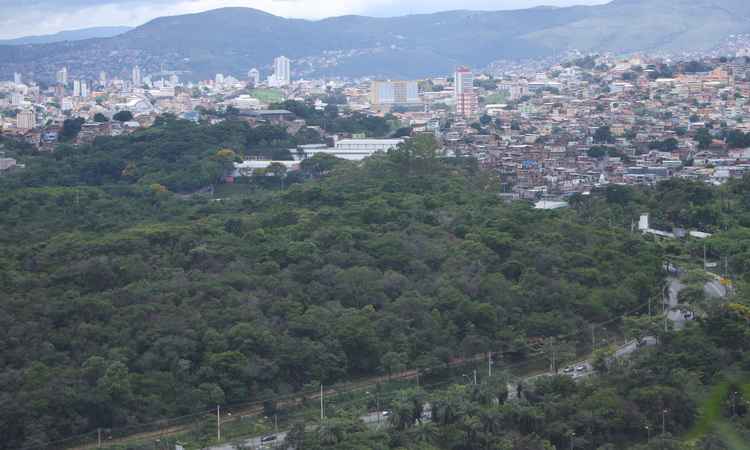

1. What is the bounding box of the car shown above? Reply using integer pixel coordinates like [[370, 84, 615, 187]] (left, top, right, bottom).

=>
[[261, 435, 278, 443], [382, 410, 391, 417], [575, 365, 586, 372], [563, 367, 574, 374]]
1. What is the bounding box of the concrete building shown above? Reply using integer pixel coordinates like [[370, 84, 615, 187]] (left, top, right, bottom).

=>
[[13, 72, 22, 85], [370, 81, 420, 106], [248, 68, 260, 87], [300, 138, 404, 161], [132, 65, 142, 87], [454, 67, 478, 119], [56, 67, 68, 85], [73, 79, 81, 97], [16, 109, 35, 131], [269, 56, 291, 87]]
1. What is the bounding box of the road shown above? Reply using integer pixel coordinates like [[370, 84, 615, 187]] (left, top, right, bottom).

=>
[[207, 267, 730, 450]]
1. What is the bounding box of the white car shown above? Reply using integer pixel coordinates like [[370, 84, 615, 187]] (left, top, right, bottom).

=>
[[575, 365, 586, 372]]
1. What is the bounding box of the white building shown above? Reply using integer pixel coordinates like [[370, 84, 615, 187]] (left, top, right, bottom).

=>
[[370, 81, 420, 106], [300, 138, 404, 161], [56, 67, 68, 85], [73, 79, 81, 97], [80, 80, 89, 98], [454, 66, 478, 118], [269, 56, 291, 87], [248, 68, 260, 86], [99, 71, 108, 87], [132, 65, 142, 87], [13, 72, 22, 85], [233, 160, 299, 177], [16, 109, 35, 131]]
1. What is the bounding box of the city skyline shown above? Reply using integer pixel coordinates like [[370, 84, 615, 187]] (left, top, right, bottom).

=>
[[0, 0, 609, 39]]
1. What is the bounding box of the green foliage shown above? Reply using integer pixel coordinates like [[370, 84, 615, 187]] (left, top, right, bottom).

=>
[[0, 119, 706, 450], [113, 110, 134, 122], [60, 117, 85, 142]]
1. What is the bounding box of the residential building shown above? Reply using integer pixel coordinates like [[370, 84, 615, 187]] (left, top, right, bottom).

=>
[[132, 65, 142, 87], [16, 109, 35, 131], [370, 81, 420, 106], [56, 67, 68, 85], [13, 72, 22, 85], [248, 68, 260, 86], [454, 67, 478, 119], [269, 56, 291, 87]]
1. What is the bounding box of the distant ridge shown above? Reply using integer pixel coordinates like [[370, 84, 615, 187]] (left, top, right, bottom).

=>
[[0, 26, 133, 46], [1, 0, 749, 80]]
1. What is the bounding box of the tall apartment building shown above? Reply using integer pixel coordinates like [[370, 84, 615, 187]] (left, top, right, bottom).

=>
[[132, 65, 142, 87], [56, 67, 68, 85], [269, 56, 291, 87], [370, 80, 420, 106], [16, 109, 35, 131], [454, 66, 478, 119], [13, 72, 22, 85], [73, 79, 81, 97], [248, 68, 260, 86]]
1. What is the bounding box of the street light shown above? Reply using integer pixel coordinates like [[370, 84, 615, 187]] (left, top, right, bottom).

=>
[[645, 424, 651, 443], [662, 409, 668, 436]]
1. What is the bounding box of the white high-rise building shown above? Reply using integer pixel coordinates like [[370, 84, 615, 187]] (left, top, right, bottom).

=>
[[271, 56, 291, 87], [132, 65, 142, 87], [13, 72, 22, 85], [56, 67, 68, 85], [370, 81, 420, 106], [73, 79, 81, 97], [17, 109, 35, 131], [99, 71, 108, 87], [248, 68, 260, 87], [454, 66, 478, 119], [80, 80, 89, 98], [215, 73, 225, 85]]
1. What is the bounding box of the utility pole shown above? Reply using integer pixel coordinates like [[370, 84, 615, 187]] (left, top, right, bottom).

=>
[[703, 243, 707, 270], [591, 325, 596, 352], [320, 384, 324, 421], [473, 369, 478, 385], [274, 414, 278, 433], [488, 352, 493, 378], [97, 428, 102, 448], [217, 405, 221, 442], [662, 409, 668, 436]]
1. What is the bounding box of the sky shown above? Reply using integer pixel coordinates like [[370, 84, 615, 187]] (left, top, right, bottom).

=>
[[0, 0, 611, 39]]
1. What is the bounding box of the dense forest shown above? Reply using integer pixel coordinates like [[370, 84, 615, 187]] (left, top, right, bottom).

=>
[[0, 118, 747, 449], [288, 306, 750, 450]]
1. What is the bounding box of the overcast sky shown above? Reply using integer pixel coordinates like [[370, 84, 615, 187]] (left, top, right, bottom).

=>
[[0, 0, 610, 39]]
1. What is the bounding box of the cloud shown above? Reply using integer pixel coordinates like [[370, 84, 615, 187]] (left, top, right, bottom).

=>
[[0, 0, 610, 39]]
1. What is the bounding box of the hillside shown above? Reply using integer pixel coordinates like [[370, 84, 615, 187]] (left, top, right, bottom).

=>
[[1, 0, 749, 81], [0, 26, 132, 46], [0, 120, 669, 449]]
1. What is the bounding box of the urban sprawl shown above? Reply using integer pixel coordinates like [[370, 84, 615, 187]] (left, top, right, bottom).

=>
[[4, 53, 750, 208]]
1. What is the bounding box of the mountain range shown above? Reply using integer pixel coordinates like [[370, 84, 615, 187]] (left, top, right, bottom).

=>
[[0, 26, 133, 46], [1, 0, 749, 81]]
